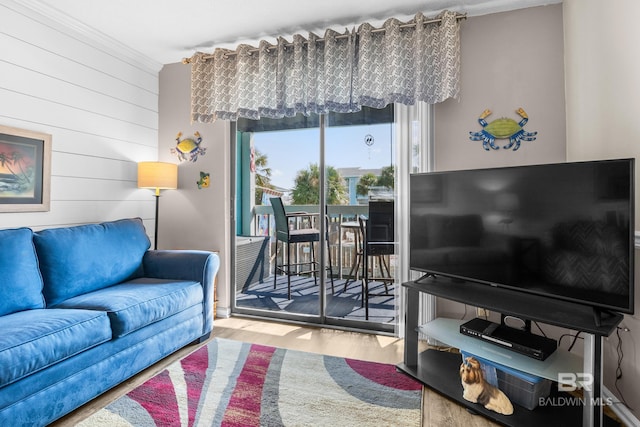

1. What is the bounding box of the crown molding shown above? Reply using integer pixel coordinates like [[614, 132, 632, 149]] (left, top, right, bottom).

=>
[[6, 0, 163, 74]]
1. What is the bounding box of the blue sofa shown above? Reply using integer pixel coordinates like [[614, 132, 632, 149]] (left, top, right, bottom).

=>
[[0, 218, 220, 426]]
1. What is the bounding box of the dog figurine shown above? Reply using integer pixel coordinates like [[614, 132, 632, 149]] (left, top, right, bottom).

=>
[[460, 356, 514, 415]]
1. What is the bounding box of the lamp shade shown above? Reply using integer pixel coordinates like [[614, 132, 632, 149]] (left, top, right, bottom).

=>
[[137, 162, 178, 191]]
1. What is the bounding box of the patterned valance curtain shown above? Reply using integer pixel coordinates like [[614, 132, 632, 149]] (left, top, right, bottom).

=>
[[190, 11, 461, 123]]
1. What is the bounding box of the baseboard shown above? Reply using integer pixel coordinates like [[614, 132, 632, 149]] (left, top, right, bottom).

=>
[[603, 386, 639, 427], [216, 306, 231, 319]]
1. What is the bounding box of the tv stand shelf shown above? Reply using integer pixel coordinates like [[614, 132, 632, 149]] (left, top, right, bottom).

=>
[[398, 276, 623, 427], [406, 276, 621, 335], [400, 349, 590, 426], [420, 318, 583, 382]]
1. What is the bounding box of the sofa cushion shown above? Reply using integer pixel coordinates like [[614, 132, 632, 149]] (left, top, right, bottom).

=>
[[0, 228, 45, 316], [0, 309, 111, 387], [34, 218, 151, 306], [54, 278, 204, 338]]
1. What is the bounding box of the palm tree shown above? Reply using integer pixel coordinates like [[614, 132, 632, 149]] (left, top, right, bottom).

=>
[[325, 166, 349, 205], [291, 165, 317, 205], [291, 163, 348, 205], [356, 166, 394, 199], [0, 151, 27, 183], [377, 165, 394, 189], [253, 148, 273, 204], [356, 173, 378, 196]]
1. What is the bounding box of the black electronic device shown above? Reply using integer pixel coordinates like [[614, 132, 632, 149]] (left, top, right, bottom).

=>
[[409, 159, 635, 317], [460, 317, 557, 361]]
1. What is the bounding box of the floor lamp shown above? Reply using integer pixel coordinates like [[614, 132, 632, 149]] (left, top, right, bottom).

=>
[[137, 161, 178, 250]]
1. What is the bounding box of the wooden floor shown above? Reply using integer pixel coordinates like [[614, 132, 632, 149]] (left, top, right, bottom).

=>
[[52, 316, 499, 427]]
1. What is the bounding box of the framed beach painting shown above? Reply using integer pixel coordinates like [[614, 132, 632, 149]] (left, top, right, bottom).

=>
[[0, 125, 51, 212]]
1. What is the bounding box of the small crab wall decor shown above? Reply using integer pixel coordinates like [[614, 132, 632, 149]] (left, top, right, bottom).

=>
[[171, 131, 206, 162], [469, 108, 538, 151]]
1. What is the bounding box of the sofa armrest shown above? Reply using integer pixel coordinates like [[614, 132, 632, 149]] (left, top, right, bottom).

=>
[[142, 250, 220, 335]]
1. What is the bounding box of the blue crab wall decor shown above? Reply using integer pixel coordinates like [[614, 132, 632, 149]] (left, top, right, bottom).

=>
[[171, 131, 206, 162], [469, 108, 537, 151]]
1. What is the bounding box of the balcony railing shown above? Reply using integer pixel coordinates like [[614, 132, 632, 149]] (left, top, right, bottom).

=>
[[250, 204, 392, 280]]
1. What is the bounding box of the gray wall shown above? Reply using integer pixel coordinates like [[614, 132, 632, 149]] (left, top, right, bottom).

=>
[[158, 63, 231, 316], [435, 5, 566, 171]]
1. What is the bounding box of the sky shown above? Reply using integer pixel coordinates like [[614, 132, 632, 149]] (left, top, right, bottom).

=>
[[253, 123, 394, 190], [0, 142, 35, 175]]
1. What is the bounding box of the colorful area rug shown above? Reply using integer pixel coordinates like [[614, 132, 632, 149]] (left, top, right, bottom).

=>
[[79, 338, 422, 426]]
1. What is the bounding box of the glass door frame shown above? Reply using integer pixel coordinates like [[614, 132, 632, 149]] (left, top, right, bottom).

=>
[[229, 106, 423, 335], [229, 121, 326, 327]]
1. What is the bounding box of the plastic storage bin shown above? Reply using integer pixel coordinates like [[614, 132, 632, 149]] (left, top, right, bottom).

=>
[[461, 351, 552, 410]]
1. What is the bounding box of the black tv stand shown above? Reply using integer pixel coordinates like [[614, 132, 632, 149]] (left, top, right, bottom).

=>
[[397, 275, 623, 427]]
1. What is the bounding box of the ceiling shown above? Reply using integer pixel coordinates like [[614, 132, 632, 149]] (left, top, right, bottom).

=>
[[27, 0, 560, 66]]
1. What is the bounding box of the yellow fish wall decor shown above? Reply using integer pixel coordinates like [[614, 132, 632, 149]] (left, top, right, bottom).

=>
[[196, 171, 210, 189]]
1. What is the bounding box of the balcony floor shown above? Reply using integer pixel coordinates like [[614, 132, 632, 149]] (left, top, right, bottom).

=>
[[235, 273, 396, 325]]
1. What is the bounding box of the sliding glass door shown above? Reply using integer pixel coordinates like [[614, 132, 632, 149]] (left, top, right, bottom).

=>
[[234, 120, 321, 323], [231, 107, 397, 333], [323, 109, 396, 332]]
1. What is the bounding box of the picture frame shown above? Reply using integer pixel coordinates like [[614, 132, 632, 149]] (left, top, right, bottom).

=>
[[0, 125, 51, 212]]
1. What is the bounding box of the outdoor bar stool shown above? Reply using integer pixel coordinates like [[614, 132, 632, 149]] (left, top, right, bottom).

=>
[[270, 197, 334, 299], [362, 201, 395, 320]]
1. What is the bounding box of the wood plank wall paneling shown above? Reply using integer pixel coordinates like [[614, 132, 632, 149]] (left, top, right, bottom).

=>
[[0, 2, 160, 241]]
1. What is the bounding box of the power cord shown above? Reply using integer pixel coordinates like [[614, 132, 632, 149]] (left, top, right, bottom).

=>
[[558, 332, 583, 351], [533, 321, 548, 337], [567, 331, 582, 352], [556, 326, 632, 409], [460, 304, 468, 320], [614, 326, 631, 408]]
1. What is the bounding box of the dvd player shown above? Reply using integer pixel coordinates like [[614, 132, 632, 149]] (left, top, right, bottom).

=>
[[460, 318, 557, 361]]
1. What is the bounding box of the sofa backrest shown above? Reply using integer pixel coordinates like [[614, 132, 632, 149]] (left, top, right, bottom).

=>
[[0, 228, 45, 316], [34, 218, 151, 306]]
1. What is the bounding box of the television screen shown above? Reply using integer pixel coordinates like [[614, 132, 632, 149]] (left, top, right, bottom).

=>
[[410, 159, 635, 314]]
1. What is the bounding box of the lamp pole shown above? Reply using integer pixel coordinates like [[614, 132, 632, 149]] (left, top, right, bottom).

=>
[[154, 188, 160, 250]]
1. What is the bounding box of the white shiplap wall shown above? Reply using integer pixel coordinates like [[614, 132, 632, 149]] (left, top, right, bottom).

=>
[[0, 1, 160, 237]]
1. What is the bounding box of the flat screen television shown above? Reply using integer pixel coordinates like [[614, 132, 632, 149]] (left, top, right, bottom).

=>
[[410, 159, 635, 315]]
